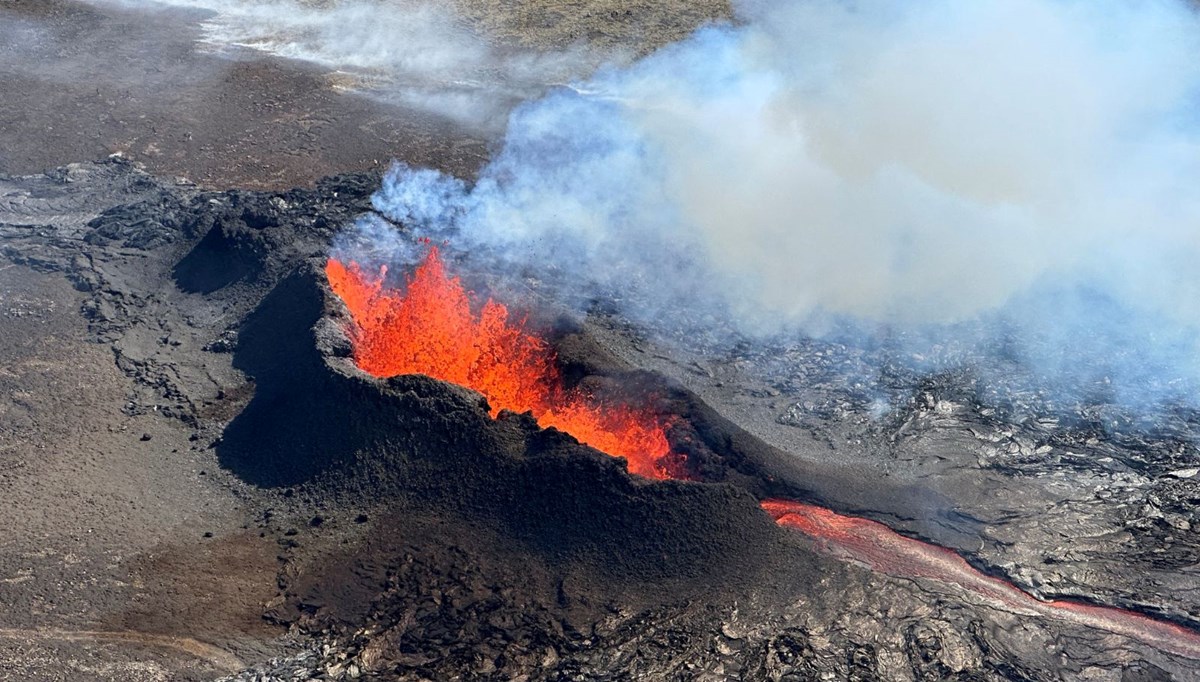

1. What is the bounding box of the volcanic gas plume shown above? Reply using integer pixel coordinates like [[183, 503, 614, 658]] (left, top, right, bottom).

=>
[[326, 245, 677, 479], [359, 0, 1200, 418], [325, 240, 1200, 660]]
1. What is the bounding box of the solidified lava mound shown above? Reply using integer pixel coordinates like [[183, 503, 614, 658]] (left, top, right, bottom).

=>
[[218, 261, 782, 583]]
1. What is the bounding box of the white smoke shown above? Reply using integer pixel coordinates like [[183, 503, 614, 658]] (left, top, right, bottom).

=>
[[360, 0, 1200, 413], [84, 0, 608, 129]]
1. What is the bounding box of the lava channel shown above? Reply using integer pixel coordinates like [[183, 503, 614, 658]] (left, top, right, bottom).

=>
[[326, 246, 677, 479], [762, 499, 1200, 660]]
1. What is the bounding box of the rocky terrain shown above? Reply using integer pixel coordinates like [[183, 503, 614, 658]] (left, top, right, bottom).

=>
[[2, 1, 1200, 681], [0, 156, 1196, 680]]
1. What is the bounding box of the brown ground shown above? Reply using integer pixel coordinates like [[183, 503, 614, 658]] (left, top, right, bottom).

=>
[[0, 265, 279, 680], [0, 0, 489, 190], [0, 0, 729, 191], [0, 1, 728, 679], [456, 0, 730, 51], [9, 1, 1197, 680]]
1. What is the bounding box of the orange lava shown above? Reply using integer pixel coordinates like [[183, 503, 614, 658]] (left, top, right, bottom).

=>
[[762, 499, 1200, 660], [326, 246, 674, 479], [326, 245, 1200, 659]]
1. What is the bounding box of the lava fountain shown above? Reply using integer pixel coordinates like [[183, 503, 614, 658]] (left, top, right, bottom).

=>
[[325, 246, 677, 479]]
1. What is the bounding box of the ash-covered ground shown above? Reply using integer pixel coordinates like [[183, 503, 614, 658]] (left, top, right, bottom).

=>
[[2, 1, 1200, 681], [2, 155, 1198, 681]]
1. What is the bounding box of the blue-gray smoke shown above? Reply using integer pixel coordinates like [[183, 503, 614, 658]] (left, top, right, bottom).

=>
[[354, 0, 1200, 420]]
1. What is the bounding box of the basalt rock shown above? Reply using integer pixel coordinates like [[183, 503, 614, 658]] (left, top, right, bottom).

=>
[[4, 161, 1200, 680]]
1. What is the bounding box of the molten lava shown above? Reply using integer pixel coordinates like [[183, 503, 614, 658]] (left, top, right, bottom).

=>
[[327, 245, 1200, 660], [326, 247, 674, 479], [762, 499, 1200, 659]]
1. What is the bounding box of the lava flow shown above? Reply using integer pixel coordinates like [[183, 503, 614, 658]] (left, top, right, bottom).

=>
[[325, 246, 675, 479], [763, 499, 1200, 660], [326, 245, 1200, 660]]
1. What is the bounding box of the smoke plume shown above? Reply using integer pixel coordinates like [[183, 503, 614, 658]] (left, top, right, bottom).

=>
[[355, 0, 1200, 418], [86, 0, 606, 129]]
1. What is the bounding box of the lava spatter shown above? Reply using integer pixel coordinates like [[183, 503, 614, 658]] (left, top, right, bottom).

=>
[[326, 246, 675, 479]]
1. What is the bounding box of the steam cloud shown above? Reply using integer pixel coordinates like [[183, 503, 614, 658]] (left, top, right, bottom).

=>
[[356, 0, 1200, 417], [86, 0, 605, 129]]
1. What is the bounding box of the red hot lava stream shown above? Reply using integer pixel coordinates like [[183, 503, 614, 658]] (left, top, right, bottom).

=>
[[326, 245, 1200, 660], [763, 500, 1200, 659]]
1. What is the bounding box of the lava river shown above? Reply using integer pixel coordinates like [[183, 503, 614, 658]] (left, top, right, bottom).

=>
[[764, 500, 1200, 660], [327, 246, 1200, 661]]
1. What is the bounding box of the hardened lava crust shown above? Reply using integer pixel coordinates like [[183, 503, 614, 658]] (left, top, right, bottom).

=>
[[6, 2, 1197, 680], [2, 161, 1199, 679]]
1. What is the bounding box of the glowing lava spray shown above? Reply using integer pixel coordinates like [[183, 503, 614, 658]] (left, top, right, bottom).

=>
[[326, 246, 675, 479]]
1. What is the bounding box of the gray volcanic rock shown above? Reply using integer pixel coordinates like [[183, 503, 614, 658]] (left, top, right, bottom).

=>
[[593, 320, 1200, 632], [2, 160, 1199, 680]]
